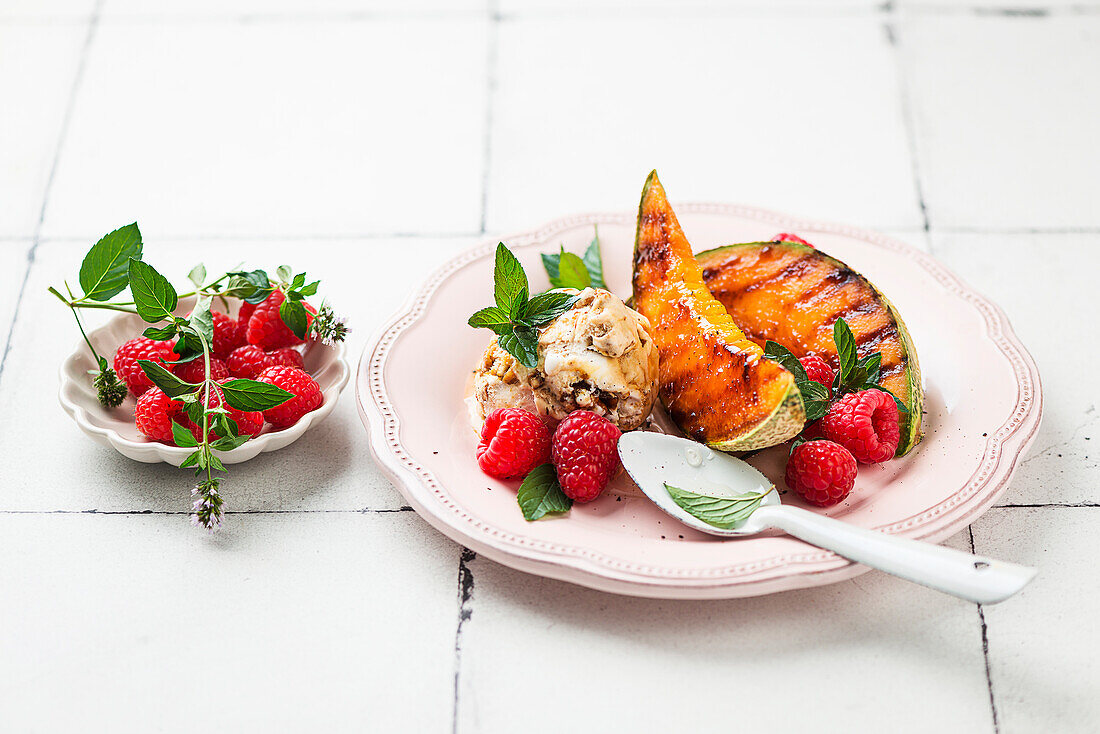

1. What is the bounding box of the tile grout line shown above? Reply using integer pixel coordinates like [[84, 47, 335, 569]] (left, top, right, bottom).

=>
[[0, 507, 415, 516], [451, 547, 476, 734], [0, 0, 103, 385], [884, 13, 933, 246], [478, 1, 500, 235], [968, 526, 1001, 734]]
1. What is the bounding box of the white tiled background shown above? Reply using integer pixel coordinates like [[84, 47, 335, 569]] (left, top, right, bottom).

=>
[[0, 1, 1096, 732]]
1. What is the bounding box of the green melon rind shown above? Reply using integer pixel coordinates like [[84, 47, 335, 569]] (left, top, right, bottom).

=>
[[697, 241, 924, 456], [702, 381, 806, 453]]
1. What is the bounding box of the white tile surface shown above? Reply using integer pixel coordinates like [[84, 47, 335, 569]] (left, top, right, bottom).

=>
[[973, 507, 1100, 734], [0, 511, 460, 733], [101, 0, 486, 18], [0, 23, 88, 237], [933, 233, 1098, 506], [500, 0, 881, 11], [42, 17, 489, 240], [457, 531, 994, 734], [0, 235, 474, 512], [0, 0, 96, 21], [486, 15, 922, 233], [0, 242, 30, 333], [902, 14, 1100, 229]]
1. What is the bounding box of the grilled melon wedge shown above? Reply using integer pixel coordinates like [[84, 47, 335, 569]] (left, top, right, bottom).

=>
[[632, 171, 804, 451], [697, 240, 923, 456]]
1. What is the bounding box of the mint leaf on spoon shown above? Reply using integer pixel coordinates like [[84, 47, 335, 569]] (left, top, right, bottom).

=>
[[665, 483, 774, 530]]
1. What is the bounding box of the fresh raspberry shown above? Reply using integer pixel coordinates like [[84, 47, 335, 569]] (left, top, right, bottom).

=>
[[226, 345, 271, 379], [476, 408, 551, 480], [237, 301, 256, 326], [820, 389, 900, 464], [182, 383, 264, 442], [256, 365, 323, 428], [113, 337, 179, 397], [246, 290, 316, 350], [772, 232, 814, 248], [799, 354, 834, 389], [551, 411, 622, 503], [267, 347, 304, 370], [175, 357, 230, 384], [134, 387, 185, 443], [210, 310, 246, 358], [784, 440, 857, 506]]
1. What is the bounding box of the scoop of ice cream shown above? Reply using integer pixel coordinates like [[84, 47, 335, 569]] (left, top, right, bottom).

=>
[[527, 288, 659, 430], [466, 337, 542, 434], [469, 288, 659, 433]]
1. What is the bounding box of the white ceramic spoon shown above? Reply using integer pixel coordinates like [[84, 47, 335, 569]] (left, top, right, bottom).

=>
[[618, 432, 1036, 605]]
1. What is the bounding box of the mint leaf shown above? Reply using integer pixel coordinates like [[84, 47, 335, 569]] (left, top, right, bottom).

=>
[[276, 265, 293, 283], [142, 324, 178, 340], [522, 291, 578, 326], [763, 341, 808, 382], [797, 379, 831, 421], [187, 263, 206, 288], [468, 306, 511, 332], [665, 483, 772, 530], [219, 379, 294, 412], [550, 251, 590, 290], [517, 463, 572, 520], [171, 420, 198, 447], [540, 251, 562, 285], [498, 325, 538, 369], [493, 243, 528, 314], [189, 295, 214, 346], [180, 450, 202, 469], [298, 280, 320, 297], [78, 223, 143, 301], [833, 318, 857, 383], [226, 269, 272, 303], [137, 359, 196, 398], [583, 230, 608, 289], [128, 258, 178, 323], [212, 434, 250, 451], [279, 298, 309, 339]]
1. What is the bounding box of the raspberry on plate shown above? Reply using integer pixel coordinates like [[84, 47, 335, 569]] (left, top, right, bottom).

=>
[[183, 384, 264, 442], [113, 337, 179, 397], [227, 345, 271, 379], [784, 440, 857, 507], [476, 408, 551, 480], [267, 347, 304, 370], [256, 365, 323, 428], [210, 310, 246, 358], [134, 387, 184, 443], [798, 354, 834, 390], [551, 410, 622, 503], [175, 357, 230, 384], [820, 389, 900, 464], [772, 232, 814, 248], [246, 290, 316, 350]]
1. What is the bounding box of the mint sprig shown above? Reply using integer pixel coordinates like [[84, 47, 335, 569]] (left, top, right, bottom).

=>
[[763, 316, 909, 436], [49, 221, 347, 532], [468, 243, 580, 369], [665, 483, 773, 530], [517, 463, 573, 520], [541, 227, 608, 290]]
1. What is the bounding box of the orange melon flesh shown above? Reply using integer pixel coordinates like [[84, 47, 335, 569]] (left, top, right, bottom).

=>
[[632, 171, 804, 451], [697, 241, 923, 455]]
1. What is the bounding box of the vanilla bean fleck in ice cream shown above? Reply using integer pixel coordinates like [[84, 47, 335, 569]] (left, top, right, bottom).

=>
[[469, 288, 659, 432]]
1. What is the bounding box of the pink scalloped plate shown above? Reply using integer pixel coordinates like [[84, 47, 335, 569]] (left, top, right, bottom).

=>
[[357, 206, 1042, 599]]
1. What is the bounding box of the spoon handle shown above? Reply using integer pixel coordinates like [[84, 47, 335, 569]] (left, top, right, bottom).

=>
[[754, 504, 1036, 604]]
